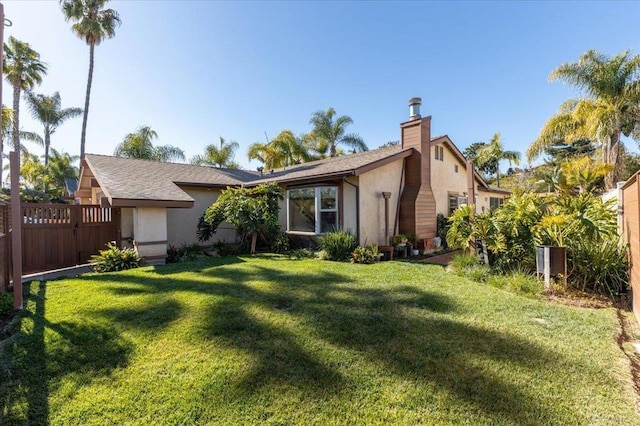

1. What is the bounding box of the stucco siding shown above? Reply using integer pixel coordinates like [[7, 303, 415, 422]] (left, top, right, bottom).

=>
[[343, 177, 358, 235], [358, 159, 404, 245], [166, 186, 237, 246], [430, 143, 468, 216], [121, 208, 134, 246], [476, 190, 508, 214]]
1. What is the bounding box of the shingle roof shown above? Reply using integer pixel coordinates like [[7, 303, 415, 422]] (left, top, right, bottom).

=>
[[84, 146, 410, 204], [85, 154, 257, 203], [248, 145, 409, 185]]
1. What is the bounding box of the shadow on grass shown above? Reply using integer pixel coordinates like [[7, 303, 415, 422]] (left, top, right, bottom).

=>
[[0, 281, 133, 425], [4, 257, 589, 423]]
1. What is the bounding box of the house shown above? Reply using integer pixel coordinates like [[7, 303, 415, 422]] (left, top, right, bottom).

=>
[[76, 98, 509, 263]]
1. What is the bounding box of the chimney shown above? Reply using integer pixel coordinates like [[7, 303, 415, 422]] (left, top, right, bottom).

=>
[[409, 97, 422, 120], [399, 97, 437, 241]]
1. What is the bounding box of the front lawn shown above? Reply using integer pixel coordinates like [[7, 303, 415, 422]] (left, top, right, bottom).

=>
[[1, 256, 637, 424]]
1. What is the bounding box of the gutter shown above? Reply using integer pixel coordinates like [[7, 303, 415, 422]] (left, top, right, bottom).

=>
[[342, 177, 360, 243]]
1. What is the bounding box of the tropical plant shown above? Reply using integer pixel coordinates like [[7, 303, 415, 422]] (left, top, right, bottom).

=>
[[463, 141, 498, 178], [190, 136, 239, 169], [24, 91, 82, 167], [475, 133, 520, 187], [319, 229, 358, 261], [561, 156, 611, 194], [527, 50, 640, 188], [202, 183, 283, 253], [61, 0, 121, 159], [309, 107, 367, 157], [247, 130, 311, 169], [350, 245, 381, 264], [3, 36, 47, 184], [91, 242, 141, 272], [46, 149, 80, 199], [446, 206, 504, 266], [114, 125, 185, 162]]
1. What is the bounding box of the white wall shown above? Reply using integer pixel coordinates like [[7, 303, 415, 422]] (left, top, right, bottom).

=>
[[133, 207, 168, 264]]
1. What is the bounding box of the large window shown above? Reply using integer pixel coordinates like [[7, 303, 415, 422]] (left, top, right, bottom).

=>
[[490, 197, 504, 210], [288, 186, 338, 233]]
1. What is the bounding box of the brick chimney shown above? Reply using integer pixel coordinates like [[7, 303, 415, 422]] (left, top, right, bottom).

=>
[[399, 97, 437, 240]]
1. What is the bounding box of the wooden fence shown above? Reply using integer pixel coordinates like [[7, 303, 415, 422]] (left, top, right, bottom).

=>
[[0, 201, 10, 292], [621, 174, 640, 324]]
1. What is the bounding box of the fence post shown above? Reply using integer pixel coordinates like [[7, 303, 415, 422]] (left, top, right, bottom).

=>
[[10, 151, 22, 309]]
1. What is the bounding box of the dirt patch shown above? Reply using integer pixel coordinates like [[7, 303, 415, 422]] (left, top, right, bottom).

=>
[[546, 291, 614, 309]]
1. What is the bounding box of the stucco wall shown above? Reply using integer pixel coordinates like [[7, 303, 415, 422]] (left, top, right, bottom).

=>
[[358, 159, 404, 246], [166, 186, 237, 246], [121, 208, 134, 247], [430, 143, 468, 216], [342, 177, 358, 235], [133, 207, 168, 264]]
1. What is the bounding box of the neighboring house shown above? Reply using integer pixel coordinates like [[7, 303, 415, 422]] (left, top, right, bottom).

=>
[[63, 178, 78, 200], [76, 98, 509, 263]]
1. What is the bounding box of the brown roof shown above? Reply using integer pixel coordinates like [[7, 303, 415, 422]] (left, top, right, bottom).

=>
[[247, 145, 411, 185], [82, 146, 411, 205]]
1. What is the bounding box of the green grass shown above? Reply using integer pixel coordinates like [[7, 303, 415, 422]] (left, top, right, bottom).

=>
[[1, 255, 637, 424]]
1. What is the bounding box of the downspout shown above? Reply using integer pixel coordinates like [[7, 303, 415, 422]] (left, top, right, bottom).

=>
[[343, 177, 360, 243], [394, 157, 406, 238]]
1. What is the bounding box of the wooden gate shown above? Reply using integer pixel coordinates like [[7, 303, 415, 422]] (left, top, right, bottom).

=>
[[21, 204, 120, 274], [622, 173, 640, 324]]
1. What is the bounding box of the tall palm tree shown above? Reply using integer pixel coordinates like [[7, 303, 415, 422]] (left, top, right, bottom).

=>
[[114, 125, 185, 162], [24, 91, 82, 167], [47, 148, 80, 200], [60, 0, 121, 159], [3, 36, 47, 164], [309, 107, 367, 157], [191, 136, 240, 169], [247, 130, 311, 169], [475, 133, 520, 187], [527, 50, 640, 188]]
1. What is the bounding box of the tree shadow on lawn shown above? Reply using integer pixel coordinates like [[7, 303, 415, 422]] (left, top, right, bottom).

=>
[[0, 281, 133, 425], [73, 258, 584, 422]]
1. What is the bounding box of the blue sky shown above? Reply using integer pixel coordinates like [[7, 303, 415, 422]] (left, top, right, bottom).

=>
[[2, 0, 640, 173]]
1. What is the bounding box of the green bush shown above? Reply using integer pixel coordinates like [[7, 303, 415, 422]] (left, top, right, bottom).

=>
[[211, 240, 246, 256], [91, 242, 142, 273], [320, 229, 358, 261], [167, 243, 206, 263], [488, 272, 542, 296], [448, 253, 491, 282], [271, 232, 290, 254], [437, 213, 449, 248], [350, 245, 382, 264], [569, 238, 629, 296], [0, 292, 12, 318], [291, 248, 315, 260]]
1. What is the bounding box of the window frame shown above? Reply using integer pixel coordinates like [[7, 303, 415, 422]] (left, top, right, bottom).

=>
[[286, 185, 339, 235]]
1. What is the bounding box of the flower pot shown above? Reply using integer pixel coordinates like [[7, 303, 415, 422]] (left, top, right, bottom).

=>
[[412, 249, 419, 256]]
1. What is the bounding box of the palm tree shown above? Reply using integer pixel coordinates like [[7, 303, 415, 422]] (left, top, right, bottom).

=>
[[114, 125, 185, 162], [191, 137, 240, 169], [0, 105, 44, 187], [309, 107, 367, 157], [60, 0, 121, 159], [527, 50, 640, 188], [247, 130, 311, 169], [475, 133, 520, 187], [47, 148, 80, 200], [24, 91, 82, 167], [3, 36, 47, 166]]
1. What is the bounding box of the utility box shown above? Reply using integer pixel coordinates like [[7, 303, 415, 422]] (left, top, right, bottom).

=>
[[536, 245, 567, 288]]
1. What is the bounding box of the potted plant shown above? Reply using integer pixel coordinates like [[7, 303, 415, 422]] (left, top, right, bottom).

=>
[[393, 234, 408, 258], [405, 233, 420, 256]]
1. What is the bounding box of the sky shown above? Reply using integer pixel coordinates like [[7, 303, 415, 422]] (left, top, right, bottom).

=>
[[2, 0, 640, 175]]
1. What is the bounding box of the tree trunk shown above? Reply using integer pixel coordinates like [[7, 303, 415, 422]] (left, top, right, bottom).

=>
[[250, 233, 257, 254], [12, 84, 20, 155], [44, 129, 51, 195], [80, 43, 95, 160], [604, 132, 622, 189], [496, 170, 500, 188]]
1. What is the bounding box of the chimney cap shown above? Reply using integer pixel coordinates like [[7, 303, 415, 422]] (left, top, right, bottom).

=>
[[409, 97, 422, 106]]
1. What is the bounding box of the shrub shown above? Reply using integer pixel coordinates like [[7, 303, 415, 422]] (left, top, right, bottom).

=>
[[488, 271, 542, 296], [211, 240, 246, 256], [0, 292, 12, 318], [272, 232, 290, 254], [91, 242, 142, 273], [320, 229, 358, 261], [437, 213, 449, 248], [350, 245, 382, 264], [291, 248, 315, 260], [569, 238, 629, 296], [167, 243, 206, 263], [448, 253, 491, 283]]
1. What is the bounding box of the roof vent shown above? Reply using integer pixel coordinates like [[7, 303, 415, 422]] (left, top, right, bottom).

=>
[[409, 97, 422, 120]]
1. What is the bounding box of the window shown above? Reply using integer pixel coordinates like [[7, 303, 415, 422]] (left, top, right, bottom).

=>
[[454, 164, 458, 173], [449, 194, 468, 216], [490, 197, 504, 210], [288, 186, 338, 234], [434, 145, 444, 161]]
